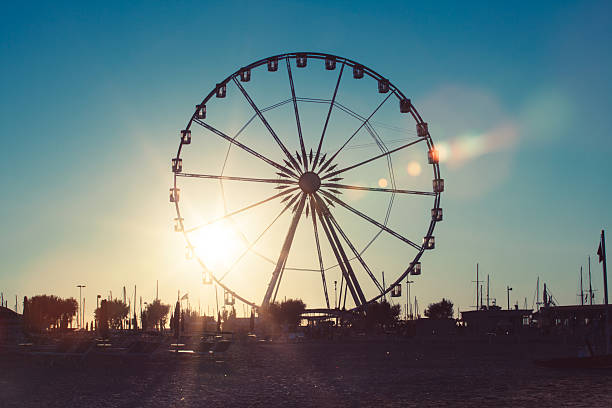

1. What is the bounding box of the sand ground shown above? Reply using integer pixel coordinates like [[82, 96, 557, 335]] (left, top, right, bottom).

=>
[[1, 337, 611, 407]]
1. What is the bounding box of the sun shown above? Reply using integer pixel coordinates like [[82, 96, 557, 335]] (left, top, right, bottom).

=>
[[188, 221, 245, 272]]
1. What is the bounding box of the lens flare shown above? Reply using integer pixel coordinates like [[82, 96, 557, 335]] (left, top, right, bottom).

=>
[[378, 178, 388, 188], [406, 161, 422, 176]]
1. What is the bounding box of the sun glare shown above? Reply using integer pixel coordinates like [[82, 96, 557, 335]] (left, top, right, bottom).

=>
[[188, 221, 245, 272]]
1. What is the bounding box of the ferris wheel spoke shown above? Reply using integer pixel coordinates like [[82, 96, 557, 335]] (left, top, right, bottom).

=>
[[315, 194, 384, 294], [321, 137, 426, 181], [321, 183, 435, 196], [232, 77, 303, 173], [286, 58, 308, 171], [185, 187, 299, 233], [262, 194, 307, 307], [313, 198, 367, 307], [319, 190, 422, 251], [319, 92, 394, 172], [308, 195, 331, 309], [194, 119, 298, 178], [218, 193, 299, 283], [313, 62, 345, 169], [176, 172, 297, 186]]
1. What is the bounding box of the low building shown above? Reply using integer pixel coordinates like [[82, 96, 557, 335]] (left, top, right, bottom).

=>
[[533, 304, 611, 335], [461, 307, 532, 335], [0, 306, 22, 343]]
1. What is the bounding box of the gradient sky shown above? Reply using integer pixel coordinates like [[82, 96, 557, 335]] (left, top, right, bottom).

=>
[[1, 1, 611, 321]]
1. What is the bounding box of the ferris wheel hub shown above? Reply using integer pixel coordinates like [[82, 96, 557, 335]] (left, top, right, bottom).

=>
[[298, 171, 321, 193]]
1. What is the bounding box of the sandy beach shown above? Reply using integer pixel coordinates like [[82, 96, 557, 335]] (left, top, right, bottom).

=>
[[2, 337, 611, 408]]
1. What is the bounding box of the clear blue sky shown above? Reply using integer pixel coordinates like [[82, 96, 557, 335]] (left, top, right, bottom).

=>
[[1, 1, 611, 319]]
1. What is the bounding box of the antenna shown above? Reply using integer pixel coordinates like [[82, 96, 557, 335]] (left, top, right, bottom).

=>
[[472, 263, 483, 310], [579, 266, 584, 306], [588, 256, 596, 306]]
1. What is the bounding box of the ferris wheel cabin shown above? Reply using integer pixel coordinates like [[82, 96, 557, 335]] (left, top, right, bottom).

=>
[[423, 236, 435, 250], [431, 208, 443, 222], [378, 78, 390, 93], [267, 57, 279, 72], [296, 53, 307, 68], [169, 188, 180, 203], [180, 129, 191, 145], [400, 98, 412, 113], [216, 83, 226, 98], [195, 104, 206, 119], [171, 158, 182, 173], [240, 68, 251, 82]]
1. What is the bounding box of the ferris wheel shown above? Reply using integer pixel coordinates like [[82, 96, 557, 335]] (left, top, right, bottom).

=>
[[170, 52, 443, 313]]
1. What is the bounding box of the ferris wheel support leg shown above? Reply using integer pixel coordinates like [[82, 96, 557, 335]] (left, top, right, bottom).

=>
[[309, 195, 331, 309], [319, 203, 367, 307], [314, 198, 366, 308], [262, 194, 307, 308], [324, 206, 384, 294]]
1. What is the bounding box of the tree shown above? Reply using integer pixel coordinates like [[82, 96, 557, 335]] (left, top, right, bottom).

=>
[[362, 300, 400, 331], [261, 299, 306, 330], [95, 299, 129, 329], [24, 295, 78, 332], [144, 299, 170, 331], [424, 298, 454, 319]]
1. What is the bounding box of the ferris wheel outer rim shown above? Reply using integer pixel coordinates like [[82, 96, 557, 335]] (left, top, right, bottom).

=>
[[171, 52, 442, 312]]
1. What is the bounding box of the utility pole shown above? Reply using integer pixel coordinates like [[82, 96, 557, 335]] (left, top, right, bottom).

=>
[[83, 297, 86, 329], [76, 284, 86, 329], [406, 279, 414, 319], [536, 277, 541, 309], [156, 280, 159, 301], [472, 263, 482, 310], [480, 284, 483, 311], [580, 265, 584, 306], [588, 256, 594, 306], [507, 286, 512, 311], [487, 274, 490, 309], [599, 230, 609, 355], [580, 266, 584, 306], [382, 271, 386, 302]]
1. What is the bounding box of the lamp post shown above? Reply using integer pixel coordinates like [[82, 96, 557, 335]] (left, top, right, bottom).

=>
[[334, 281, 337, 309], [76, 284, 86, 329], [507, 286, 512, 310], [406, 279, 414, 320]]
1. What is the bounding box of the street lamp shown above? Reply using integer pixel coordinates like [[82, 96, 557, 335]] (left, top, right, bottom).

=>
[[406, 280, 414, 320], [507, 286, 513, 310], [76, 284, 86, 329], [334, 281, 337, 309]]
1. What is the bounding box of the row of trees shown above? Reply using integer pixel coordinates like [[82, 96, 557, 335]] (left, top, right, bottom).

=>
[[94, 298, 171, 333], [23, 295, 78, 332]]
